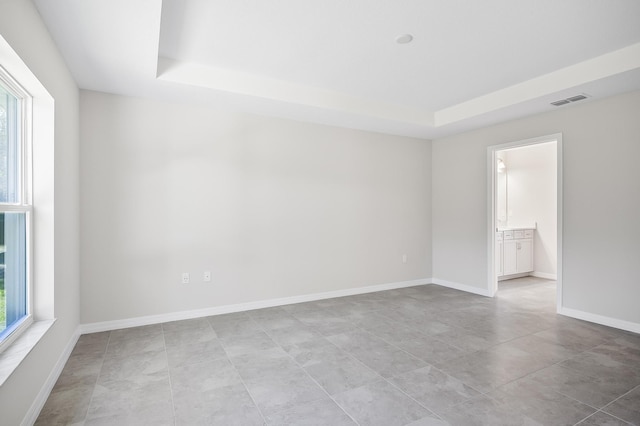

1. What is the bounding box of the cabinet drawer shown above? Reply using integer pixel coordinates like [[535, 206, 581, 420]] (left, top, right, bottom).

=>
[[524, 229, 534, 238], [503, 230, 514, 240], [514, 230, 525, 239], [496, 231, 503, 241]]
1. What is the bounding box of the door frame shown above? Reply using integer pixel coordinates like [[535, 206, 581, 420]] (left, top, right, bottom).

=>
[[486, 133, 563, 313]]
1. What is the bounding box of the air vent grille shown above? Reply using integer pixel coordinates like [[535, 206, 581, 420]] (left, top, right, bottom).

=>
[[551, 93, 590, 107], [566, 94, 588, 102]]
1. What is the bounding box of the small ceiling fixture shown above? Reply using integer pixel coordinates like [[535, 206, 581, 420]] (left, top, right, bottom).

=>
[[395, 34, 413, 44]]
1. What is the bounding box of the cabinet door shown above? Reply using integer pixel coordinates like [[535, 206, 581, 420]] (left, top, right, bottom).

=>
[[503, 240, 517, 275], [496, 240, 503, 276], [516, 239, 533, 273]]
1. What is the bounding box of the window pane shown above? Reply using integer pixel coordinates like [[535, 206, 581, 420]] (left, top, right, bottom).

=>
[[0, 84, 20, 204], [0, 212, 27, 337]]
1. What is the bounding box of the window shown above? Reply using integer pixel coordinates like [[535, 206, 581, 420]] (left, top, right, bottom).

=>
[[0, 69, 31, 350]]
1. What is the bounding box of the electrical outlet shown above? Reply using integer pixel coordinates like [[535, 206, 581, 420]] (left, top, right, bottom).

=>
[[181, 272, 190, 284], [203, 271, 211, 282], [402, 254, 407, 263]]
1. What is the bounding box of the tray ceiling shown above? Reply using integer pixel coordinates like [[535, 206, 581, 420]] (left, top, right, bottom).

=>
[[34, 0, 640, 138]]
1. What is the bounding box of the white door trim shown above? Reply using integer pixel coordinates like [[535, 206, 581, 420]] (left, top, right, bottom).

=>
[[486, 133, 563, 313]]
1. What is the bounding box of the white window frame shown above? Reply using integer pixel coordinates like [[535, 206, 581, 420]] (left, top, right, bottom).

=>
[[0, 65, 34, 354]]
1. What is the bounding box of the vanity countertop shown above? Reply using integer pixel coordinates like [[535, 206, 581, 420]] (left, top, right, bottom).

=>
[[497, 226, 536, 231]]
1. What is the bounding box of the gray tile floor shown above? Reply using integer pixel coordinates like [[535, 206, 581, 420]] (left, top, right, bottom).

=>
[[36, 277, 640, 425]]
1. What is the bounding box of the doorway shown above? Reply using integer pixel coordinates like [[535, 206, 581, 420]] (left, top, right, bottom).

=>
[[487, 134, 562, 312]]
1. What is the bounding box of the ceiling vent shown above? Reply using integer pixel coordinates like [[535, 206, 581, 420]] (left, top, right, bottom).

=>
[[566, 94, 588, 102], [551, 93, 590, 106]]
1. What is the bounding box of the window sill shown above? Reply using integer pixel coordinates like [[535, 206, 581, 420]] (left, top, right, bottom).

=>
[[0, 319, 55, 387]]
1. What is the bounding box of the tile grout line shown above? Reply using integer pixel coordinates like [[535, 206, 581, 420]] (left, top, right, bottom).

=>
[[571, 408, 633, 426], [335, 300, 484, 420], [82, 331, 112, 424], [231, 370, 271, 425], [596, 382, 640, 424], [594, 410, 635, 425], [284, 349, 363, 426], [219, 316, 278, 426], [254, 315, 362, 425], [452, 328, 639, 421], [261, 303, 454, 424], [350, 300, 491, 423], [344, 313, 483, 420], [348, 318, 490, 397], [317, 296, 491, 419], [160, 323, 178, 426], [380, 374, 455, 423], [471, 348, 599, 403], [329, 286, 619, 421], [168, 316, 270, 425], [449, 340, 636, 422]]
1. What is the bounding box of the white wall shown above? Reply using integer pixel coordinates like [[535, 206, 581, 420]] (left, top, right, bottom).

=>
[[79, 91, 432, 324], [0, 0, 80, 424], [433, 90, 640, 327], [503, 142, 557, 276]]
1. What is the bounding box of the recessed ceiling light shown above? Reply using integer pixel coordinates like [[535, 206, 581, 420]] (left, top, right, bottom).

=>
[[395, 34, 413, 44]]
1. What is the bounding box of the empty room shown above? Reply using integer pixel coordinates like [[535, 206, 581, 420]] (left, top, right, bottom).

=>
[[1, 0, 640, 425]]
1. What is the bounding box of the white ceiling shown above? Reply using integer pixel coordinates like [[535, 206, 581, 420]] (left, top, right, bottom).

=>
[[34, 0, 640, 139]]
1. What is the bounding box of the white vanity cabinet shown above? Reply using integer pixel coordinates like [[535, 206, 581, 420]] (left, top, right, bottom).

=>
[[497, 229, 534, 278]]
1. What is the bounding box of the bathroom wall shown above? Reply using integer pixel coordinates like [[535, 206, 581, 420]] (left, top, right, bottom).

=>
[[504, 142, 557, 277]]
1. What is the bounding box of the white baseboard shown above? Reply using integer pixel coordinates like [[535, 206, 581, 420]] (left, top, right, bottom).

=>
[[532, 271, 557, 280], [80, 278, 431, 334], [431, 278, 493, 297], [21, 327, 80, 426], [560, 307, 640, 334]]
